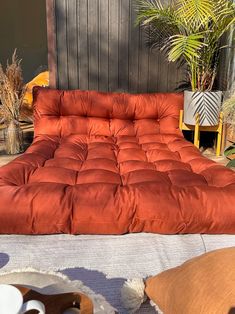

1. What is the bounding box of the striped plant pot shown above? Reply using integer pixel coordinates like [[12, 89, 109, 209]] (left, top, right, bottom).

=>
[[184, 91, 222, 126]]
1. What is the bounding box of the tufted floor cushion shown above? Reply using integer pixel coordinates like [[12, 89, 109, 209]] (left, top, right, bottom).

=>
[[0, 87, 235, 234]]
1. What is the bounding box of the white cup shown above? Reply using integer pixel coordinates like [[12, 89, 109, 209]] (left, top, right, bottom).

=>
[[0, 284, 45, 314]]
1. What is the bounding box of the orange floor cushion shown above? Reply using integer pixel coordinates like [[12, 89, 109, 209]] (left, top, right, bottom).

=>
[[145, 247, 235, 314], [0, 87, 234, 234]]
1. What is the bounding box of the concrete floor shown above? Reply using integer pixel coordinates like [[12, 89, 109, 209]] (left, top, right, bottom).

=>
[[201, 147, 228, 166]]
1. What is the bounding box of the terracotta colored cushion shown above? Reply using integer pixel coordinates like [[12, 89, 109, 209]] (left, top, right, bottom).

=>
[[0, 87, 235, 234], [145, 247, 235, 314]]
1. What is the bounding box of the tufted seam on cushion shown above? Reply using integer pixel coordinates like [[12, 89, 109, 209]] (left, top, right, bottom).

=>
[[34, 89, 184, 137], [9, 165, 38, 186], [169, 186, 186, 227], [182, 156, 205, 166], [0, 179, 18, 187], [116, 140, 123, 186], [167, 170, 208, 187]]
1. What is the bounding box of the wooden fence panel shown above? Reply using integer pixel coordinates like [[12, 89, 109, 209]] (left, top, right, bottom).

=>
[[47, 0, 184, 92]]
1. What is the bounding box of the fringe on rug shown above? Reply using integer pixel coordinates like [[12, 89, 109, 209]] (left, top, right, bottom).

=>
[[121, 278, 147, 313], [0, 267, 70, 282]]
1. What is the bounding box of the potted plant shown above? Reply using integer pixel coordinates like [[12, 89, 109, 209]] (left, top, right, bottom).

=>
[[0, 50, 25, 154], [223, 90, 235, 167], [136, 0, 235, 126]]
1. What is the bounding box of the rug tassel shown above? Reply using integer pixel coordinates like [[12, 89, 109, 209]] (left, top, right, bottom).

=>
[[121, 278, 147, 313]]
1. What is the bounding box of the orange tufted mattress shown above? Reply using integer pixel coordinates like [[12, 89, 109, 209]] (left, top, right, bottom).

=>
[[0, 87, 235, 234]]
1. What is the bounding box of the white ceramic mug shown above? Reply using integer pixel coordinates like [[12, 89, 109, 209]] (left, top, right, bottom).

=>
[[0, 284, 45, 314]]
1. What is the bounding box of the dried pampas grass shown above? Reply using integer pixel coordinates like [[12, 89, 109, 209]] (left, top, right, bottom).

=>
[[0, 50, 25, 154], [223, 91, 235, 126], [223, 90, 235, 141], [0, 49, 25, 124]]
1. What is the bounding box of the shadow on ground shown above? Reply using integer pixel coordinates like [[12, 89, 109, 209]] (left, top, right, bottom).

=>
[[62, 267, 155, 314], [0, 253, 10, 269]]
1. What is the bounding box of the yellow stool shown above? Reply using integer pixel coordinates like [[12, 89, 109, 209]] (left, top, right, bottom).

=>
[[179, 110, 224, 157]]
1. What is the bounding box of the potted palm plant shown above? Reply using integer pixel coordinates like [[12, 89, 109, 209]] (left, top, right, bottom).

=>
[[136, 0, 235, 126], [0, 50, 25, 154]]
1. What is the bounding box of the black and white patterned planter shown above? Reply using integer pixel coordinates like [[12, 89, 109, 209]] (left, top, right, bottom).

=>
[[184, 91, 222, 126]]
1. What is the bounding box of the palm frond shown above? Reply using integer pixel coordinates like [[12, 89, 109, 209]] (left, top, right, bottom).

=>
[[176, 0, 215, 30], [136, 0, 182, 30], [135, 0, 235, 91], [164, 34, 206, 62], [212, 0, 235, 39], [136, 0, 185, 49], [135, 0, 164, 25], [146, 18, 181, 49]]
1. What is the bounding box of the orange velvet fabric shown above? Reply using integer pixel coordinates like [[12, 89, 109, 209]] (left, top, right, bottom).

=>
[[0, 87, 234, 234]]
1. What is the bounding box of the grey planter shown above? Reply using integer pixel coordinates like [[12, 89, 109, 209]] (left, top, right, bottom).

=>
[[184, 91, 222, 126]]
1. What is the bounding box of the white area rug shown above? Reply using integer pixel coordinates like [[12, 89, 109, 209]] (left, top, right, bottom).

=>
[[0, 269, 115, 313], [0, 233, 234, 313]]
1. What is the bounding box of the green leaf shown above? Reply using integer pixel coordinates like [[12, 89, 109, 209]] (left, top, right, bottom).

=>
[[226, 159, 235, 168], [165, 34, 206, 62], [224, 145, 235, 157], [176, 0, 215, 29]]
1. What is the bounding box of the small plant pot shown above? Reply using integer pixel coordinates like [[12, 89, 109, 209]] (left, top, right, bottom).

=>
[[184, 91, 222, 126], [4, 120, 24, 155]]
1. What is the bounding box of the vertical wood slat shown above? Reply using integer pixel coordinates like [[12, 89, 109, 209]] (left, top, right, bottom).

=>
[[167, 62, 179, 92], [138, 27, 149, 93], [56, 0, 68, 89], [217, 30, 235, 92], [108, 0, 119, 91], [157, 49, 169, 92], [128, 0, 140, 92], [99, 0, 109, 91], [67, 0, 78, 89], [148, 49, 159, 92], [46, 0, 57, 88], [78, 0, 89, 90], [119, 0, 129, 92], [177, 61, 187, 91], [88, 0, 99, 90], [48, 0, 184, 92]]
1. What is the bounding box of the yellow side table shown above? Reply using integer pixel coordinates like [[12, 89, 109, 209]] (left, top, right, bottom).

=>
[[179, 110, 224, 157]]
